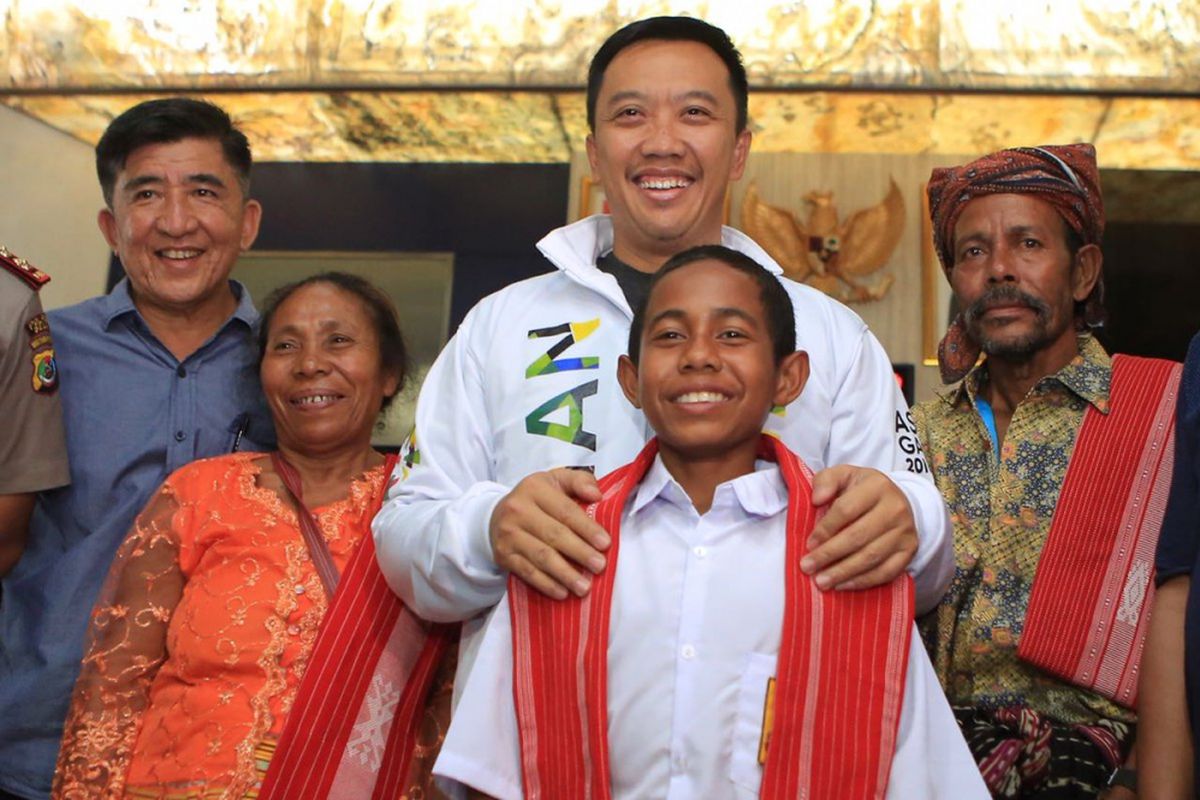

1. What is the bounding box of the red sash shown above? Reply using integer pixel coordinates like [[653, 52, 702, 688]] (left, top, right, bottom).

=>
[[1019, 355, 1182, 708], [510, 435, 914, 800], [259, 454, 457, 799]]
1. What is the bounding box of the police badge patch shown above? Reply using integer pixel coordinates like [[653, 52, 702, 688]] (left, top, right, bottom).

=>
[[26, 313, 59, 394], [32, 349, 58, 393]]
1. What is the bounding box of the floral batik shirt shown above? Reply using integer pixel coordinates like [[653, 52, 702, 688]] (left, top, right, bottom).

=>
[[913, 335, 1133, 726]]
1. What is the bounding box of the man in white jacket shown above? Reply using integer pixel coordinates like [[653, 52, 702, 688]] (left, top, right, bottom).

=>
[[373, 17, 953, 672]]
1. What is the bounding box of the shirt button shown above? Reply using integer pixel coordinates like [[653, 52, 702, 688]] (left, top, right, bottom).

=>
[[294, 584, 306, 595], [173, 430, 186, 442], [693, 546, 708, 558], [680, 644, 696, 660], [176, 365, 186, 378], [671, 750, 687, 771]]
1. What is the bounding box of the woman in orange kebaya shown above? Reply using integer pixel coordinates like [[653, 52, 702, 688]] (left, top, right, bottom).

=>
[[53, 273, 454, 800]]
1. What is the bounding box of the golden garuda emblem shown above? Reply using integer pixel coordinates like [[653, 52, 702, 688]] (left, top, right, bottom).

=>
[[740, 178, 906, 303]]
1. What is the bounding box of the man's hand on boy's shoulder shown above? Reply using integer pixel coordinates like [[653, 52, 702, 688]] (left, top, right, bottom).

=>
[[489, 469, 611, 600], [801, 466, 918, 592]]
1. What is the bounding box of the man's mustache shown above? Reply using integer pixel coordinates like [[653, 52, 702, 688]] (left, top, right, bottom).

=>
[[963, 286, 1051, 324]]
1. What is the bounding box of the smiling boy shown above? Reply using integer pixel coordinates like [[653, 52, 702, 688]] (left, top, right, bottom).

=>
[[431, 246, 984, 800]]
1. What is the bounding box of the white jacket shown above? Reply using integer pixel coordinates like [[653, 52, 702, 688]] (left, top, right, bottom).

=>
[[374, 216, 952, 625]]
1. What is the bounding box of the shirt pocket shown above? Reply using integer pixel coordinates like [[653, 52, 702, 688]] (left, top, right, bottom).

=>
[[728, 651, 777, 794]]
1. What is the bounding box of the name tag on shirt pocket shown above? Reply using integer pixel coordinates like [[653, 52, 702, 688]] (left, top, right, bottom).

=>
[[729, 652, 777, 793]]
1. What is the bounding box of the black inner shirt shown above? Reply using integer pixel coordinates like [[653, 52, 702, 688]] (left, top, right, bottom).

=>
[[596, 251, 655, 315]]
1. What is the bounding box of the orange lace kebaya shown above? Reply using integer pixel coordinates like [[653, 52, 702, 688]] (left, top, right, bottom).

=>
[[51, 452, 442, 800]]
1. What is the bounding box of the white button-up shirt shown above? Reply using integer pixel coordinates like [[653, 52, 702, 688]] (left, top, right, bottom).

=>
[[434, 458, 986, 799]]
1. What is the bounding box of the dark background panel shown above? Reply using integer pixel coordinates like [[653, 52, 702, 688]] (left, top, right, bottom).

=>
[[1096, 222, 1200, 363], [108, 162, 571, 333], [1097, 168, 1200, 362]]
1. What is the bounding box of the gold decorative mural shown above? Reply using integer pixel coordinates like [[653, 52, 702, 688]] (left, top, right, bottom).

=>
[[5, 91, 1199, 170], [938, 1, 1200, 92], [3, 1, 1198, 167], [747, 93, 1200, 170], [2, 1, 1198, 93], [0, 92, 574, 162]]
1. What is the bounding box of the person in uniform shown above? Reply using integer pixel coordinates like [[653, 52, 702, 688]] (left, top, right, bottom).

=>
[[0, 246, 68, 577]]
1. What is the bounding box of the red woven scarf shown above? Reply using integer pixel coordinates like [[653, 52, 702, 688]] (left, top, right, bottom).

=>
[[1018, 355, 1182, 708], [509, 435, 914, 799], [259, 454, 457, 799]]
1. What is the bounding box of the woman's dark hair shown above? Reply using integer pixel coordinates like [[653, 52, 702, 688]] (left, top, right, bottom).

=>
[[587, 16, 749, 133], [96, 97, 253, 208], [627, 245, 796, 366], [257, 272, 410, 409]]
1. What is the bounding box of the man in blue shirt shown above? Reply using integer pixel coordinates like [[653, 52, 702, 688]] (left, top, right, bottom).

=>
[[0, 98, 274, 800]]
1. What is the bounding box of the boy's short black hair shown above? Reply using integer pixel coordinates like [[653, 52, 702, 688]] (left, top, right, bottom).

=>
[[627, 244, 796, 365], [586, 16, 749, 133], [96, 97, 252, 207]]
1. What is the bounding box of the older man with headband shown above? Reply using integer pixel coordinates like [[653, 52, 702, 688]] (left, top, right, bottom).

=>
[[913, 143, 1180, 799]]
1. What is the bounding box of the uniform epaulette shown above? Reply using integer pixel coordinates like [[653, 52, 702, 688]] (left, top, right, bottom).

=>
[[0, 245, 51, 290]]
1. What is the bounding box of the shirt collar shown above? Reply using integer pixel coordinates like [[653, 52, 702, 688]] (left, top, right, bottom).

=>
[[536, 215, 785, 280], [630, 454, 789, 519], [940, 334, 1112, 414], [101, 278, 259, 331]]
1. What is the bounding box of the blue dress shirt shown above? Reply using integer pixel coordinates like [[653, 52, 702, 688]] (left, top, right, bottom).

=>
[[0, 279, 274, 799]]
